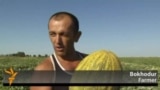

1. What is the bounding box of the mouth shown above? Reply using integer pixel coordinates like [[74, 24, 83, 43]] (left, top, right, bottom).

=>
[[55, 46, 64, 52]]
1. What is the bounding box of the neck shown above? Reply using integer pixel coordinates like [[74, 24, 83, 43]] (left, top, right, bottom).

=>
[[59, 51, 81, 61]]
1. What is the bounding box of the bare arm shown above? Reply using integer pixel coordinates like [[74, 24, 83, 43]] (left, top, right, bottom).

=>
[[30, 58, 54, 90]]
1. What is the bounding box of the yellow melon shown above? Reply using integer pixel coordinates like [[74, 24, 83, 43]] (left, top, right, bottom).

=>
[[69, 50, 122, 90]]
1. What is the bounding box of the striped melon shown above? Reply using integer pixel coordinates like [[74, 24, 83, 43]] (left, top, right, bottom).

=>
[[69, 50, 122, 90]]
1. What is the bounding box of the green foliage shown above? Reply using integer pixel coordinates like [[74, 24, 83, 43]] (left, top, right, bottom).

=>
[[0, 56, 160, 90], [120, 57, 160, 90], [0, 56, 44, 90], [9, 52, 26, 57]]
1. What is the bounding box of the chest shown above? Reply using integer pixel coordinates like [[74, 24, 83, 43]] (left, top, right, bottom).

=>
[[58, 60, 81, 70]]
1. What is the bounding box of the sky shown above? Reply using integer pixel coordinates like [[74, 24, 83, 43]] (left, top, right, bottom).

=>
[[0, 0, 160, 57]]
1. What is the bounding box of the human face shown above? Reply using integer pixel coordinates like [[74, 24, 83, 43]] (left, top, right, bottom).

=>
[[48, 16, 77, 57]]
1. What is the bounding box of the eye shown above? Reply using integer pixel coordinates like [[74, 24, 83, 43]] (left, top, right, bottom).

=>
[[59, 32, 69, 37], [49, 32, 56, 37]]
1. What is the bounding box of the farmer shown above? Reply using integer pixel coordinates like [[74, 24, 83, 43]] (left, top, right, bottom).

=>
[[30, 12, 87, 90]]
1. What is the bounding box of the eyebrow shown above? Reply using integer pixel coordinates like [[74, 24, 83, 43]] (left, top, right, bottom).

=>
[[49, 31, 55, 33], [49, 30, 71, 35]]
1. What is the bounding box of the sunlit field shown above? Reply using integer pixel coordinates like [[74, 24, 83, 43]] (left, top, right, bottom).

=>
[[0, 56, 160, 90]]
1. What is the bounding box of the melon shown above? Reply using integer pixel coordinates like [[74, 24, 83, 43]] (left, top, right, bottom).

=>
[[69, 50, 122, 90]]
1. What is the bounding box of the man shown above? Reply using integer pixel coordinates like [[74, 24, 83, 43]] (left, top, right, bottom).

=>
[[30, 11, 87, 90]]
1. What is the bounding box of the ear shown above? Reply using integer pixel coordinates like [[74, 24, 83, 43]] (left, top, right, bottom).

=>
[[74, 31, 81, 42]]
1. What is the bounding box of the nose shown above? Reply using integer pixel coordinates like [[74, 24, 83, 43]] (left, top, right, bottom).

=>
[[55, 35, 62, 45]]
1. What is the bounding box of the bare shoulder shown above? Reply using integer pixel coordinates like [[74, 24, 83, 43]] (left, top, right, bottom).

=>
[[30, 57, 54, 90], [35, 57, 54, 70], [78, 51, 88, 58]]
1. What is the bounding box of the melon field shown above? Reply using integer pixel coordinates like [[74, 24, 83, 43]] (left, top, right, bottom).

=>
[[0, 56, 160, 90]]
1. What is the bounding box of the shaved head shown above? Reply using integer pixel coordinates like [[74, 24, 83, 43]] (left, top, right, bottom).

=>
[[48, 12, 79, 34]]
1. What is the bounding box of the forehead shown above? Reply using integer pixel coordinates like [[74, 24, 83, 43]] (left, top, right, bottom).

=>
[[52, 14, 71, 21], [48, 15, 73, 31], [50, 14, 73, 26]]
